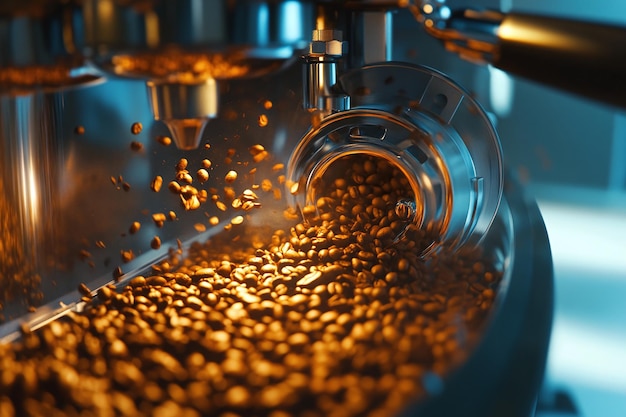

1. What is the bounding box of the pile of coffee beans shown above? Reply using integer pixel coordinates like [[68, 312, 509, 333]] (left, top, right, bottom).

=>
[[0, 154, 501, 417]]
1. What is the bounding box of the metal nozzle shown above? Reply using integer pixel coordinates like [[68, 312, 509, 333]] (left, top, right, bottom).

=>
[[147, 79, 218, 150], [303, 29, 349, 116]]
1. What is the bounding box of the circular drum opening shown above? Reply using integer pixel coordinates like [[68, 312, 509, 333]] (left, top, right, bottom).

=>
[[287, 107, 485, 256], [296, 148, 442, 255]]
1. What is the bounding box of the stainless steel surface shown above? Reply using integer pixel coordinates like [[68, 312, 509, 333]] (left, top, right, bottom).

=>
[[398, 3, 626, 414], [350, 10, 395, 66], [401, 171, 553, 417], [417, 7, 502, 64], [290, 63, 503, 255], [0, 69, 309, 322], [299, 4, 503, 256], [0, 93, 60, 318], [147, 79, 219, 149], [0, 1, 561, 415], [302, 29, 349, 114], [408, 1, 626, 109], [80, 0, 314, 148]]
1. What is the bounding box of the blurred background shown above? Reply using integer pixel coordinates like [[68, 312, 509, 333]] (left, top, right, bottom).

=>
[[394, 0, 626, 416]]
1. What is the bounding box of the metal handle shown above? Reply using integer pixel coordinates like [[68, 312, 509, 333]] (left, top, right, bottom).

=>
[[417, 4, 626, 109], [493, 13, 626, 109]]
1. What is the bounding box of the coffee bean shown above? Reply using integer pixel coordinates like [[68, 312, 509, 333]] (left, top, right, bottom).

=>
[[113, 266, 124, 281], [151, 236, 162, 250], [146, 276, 167, 286], [130, 122, 142, 135], [78, 283, 92, 298], [130, 140, 143, 152], [0, 153, 502, 417], [127, 276, 145, 288]]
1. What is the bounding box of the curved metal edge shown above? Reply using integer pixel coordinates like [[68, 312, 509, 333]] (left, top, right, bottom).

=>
[[399, 172, 554, 417], [335, 61, 504, 252]]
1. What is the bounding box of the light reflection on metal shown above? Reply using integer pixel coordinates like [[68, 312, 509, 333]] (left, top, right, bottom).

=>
[[488, 65, 514, 118], [147, 78, 218, 150], [81, 0, 313, 149], [497, 17, 602, 57], [0, 92, 63, 317], [27, 159, 40, 235]]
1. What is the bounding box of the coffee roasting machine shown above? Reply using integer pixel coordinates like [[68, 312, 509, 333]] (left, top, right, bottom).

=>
[[2, 1, 626, 416]]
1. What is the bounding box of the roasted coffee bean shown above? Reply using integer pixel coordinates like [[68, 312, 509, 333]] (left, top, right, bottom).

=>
[[151, 236, 162, 250], [168, 180, 181, 194], [129, 276, 147, 288], [128, 221, 141, 234], [78, 282, 92, 298], [130, 122, 143, 135], [176, 171, 193, 184], [130, 140, 143, 152], [150, 175, 163, 193], [156, 135, 172, 146], [97, 285, 113, 301], [225, 170, 238, 183], [0, 154, 502, 417], [112, 266, 123, 281], [197, 168, 209, 183]]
